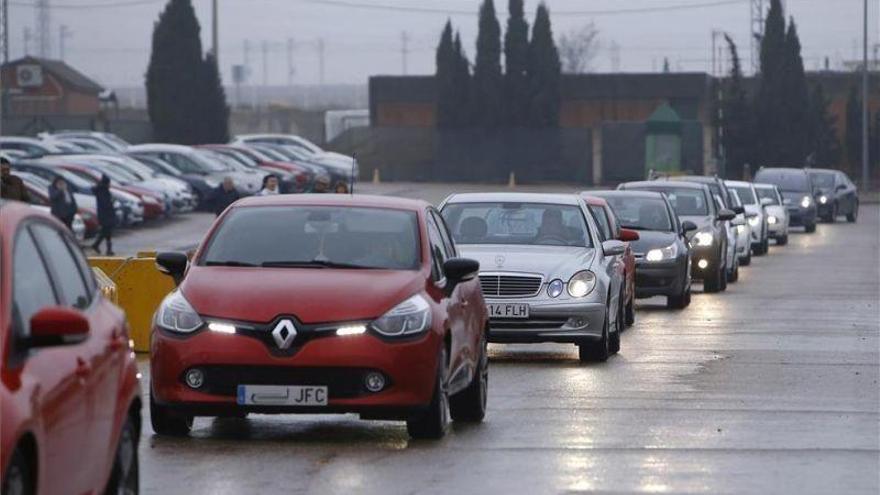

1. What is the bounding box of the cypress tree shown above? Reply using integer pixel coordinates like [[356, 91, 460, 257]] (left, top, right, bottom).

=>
[[504, 0, 529, 127], [845, 85, 863, 172], [754, 0, 787, 165], [198, 53, 230, 143], [526, 3, 561, 127], [473, 0, 503, 127], [780, 20, 810, 165], [435, 21, 457, 128], [453, 32, 472, 127], [807, 82, 841, 167], [146, 0, 205, 144], [720, 35, 753, 179]]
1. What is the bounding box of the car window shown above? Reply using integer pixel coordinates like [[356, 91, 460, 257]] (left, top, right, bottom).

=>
[[13, 228, 59, 336], [425, 214, 448, 281], [604, 196, 674, 232], [755, 187, 780, 205], [30, 224, 92, 309], [754, 170, 809, 192], [729, 185, 756, 205], [588, 205, 612, 241], [634, 187, 709, 216], [430, 210, 457, 258]]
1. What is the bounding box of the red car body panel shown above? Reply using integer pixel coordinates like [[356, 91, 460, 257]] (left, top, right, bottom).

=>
[[0, 202, 141, 494], [151, 194, 488, 417], [583, 195, 636, 309]]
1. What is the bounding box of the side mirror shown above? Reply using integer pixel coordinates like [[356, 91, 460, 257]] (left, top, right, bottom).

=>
[[732, 205, 745, 215], [681, 220, 698, 234], [760, 197, 773, 207], [717, 209, 736, 221], [835, 184, 846, 191], [443, 257, 480, 283], [618, 228, 640, 242], [602, 240, 626, 257], [156, 251, 189, 285], [27, 307, 90, 348]]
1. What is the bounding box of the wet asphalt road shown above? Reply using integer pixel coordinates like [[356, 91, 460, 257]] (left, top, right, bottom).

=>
[[135, 202, 879, 495]]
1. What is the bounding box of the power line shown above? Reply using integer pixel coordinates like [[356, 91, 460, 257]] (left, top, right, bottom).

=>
[[10, 0, 162, 9]]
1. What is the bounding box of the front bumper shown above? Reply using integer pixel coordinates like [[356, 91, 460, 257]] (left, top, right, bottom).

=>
[[689, 244, 722, 280], [150, 325, 440, 417], [786, 206, 816, 226], [485, 298, 606, 343], [634, 256, 687, 298]]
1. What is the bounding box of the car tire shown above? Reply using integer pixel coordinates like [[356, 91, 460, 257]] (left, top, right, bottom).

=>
[[450, 334, 488, 423], [728, 261, 739, 283], [407, 348, 450, 439], [104, 414, 139, 495], [624, 296, 635, 327], [805, 222, 817, 233], [847, 201, 858, 223], [579, 309, 610, 362], [719, 262, 728, 291], [703, 261, 722, 293], [827, 203, 838, 223], [740, 249, 752, 266], [1, 447, 33, 495], [608, 289, 623, 354], [776, 234, 788, 246], [150, 391, 192, 437]]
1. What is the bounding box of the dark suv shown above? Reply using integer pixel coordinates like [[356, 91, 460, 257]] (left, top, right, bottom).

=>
[[618, 181, 734, 293], [753, 167, 818, 233], [805, 168, 859, 223]]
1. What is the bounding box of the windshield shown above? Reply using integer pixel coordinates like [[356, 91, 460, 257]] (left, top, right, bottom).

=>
[[755, 187, 780, 205], [809, 172, 835, 189], [200, 206, 420, 270], [628, 186, 709, 216], [188, 150, 228, 172], [91, 164, 140, 184], [729, 185, 756, 205], [604, 196, 673, 232], [754, 171, 808, 192], [442, 202, 592, 247]]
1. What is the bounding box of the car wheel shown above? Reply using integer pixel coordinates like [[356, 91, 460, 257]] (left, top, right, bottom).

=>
[[719, 261, 728, 291], [1, 448, 33, 495], [828, 203, 838, 223], [579, 309, 610, 362], [703, 261, 722, 293], [805, 222, 816, 233], [150, 390, 192, 437], [740, 249, 752, 266], [610, 291, 623, 353], [624, 295, 635, 327], [407, 348, 450, 439], [847, 201, 858, 223], [105, 415, 139, 495], [776, 234, 788, 246], [728, 260, 739, 283], [450, 334, 488, 423]]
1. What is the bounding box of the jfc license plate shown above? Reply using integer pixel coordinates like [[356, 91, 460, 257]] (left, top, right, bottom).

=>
[[236, 385, 328, 406], [487, 303, 529, 319]]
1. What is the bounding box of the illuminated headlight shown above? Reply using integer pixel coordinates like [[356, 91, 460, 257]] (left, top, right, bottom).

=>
[[767, 215, 777, 225], [736, 225, 747, 234], [372, 294, 431, 337], [748, 215, 760, 227], [694, 230, 714, 246], [567, 271, 597, 298], [336, 325, 367, 336], [697, 259, 709, 269], [207, 322, 236, 334], [645, 243, 678, 262], [818, 195, 828, 204], [547, 279, 564, 298], [800, 196, 811, 208], [155, 290, 203, 333]]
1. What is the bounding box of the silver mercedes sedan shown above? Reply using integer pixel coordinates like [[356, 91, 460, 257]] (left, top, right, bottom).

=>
[[440, 192, 627, 362]]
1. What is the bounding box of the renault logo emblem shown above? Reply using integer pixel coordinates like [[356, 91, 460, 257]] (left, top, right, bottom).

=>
[[271, 319, 297, 349]]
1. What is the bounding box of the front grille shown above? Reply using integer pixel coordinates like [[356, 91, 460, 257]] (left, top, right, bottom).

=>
[[188, 366, 386, 399], [490, 317, 567, 330], [479, 274, 543, 297]]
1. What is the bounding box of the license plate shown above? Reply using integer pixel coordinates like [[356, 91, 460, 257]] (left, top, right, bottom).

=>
[[236, 385, 328, 406], [487, 303, 529, 319]]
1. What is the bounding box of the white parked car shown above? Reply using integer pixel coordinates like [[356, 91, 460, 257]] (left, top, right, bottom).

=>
[[727, 189, 753, 266], [753, 183, 790, 246]]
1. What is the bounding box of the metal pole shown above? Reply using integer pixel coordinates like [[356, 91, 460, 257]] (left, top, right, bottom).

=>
[[861, 0, 869, 189], [212, 0, 218, 62]]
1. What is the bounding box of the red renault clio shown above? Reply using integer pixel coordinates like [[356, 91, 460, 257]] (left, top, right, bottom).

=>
[[1, 200, 141, 495], [150, 194, 488, 439]]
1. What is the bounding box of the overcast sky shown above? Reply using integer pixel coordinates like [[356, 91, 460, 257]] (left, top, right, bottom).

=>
[[6, 0, 879, 88]]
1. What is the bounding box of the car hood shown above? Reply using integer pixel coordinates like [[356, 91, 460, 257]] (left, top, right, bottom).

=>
[[781, 191, 809, 204], [181, 266, 427, 324], [627, 230, 679, 255], [456, 244, 596, 280]]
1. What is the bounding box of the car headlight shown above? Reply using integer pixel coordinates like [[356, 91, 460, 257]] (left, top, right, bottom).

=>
[[747, 215, 760, 227], [800, 196, 811, 208], [736, 224, 747, 234], [645, 243, 678, 262], [547, 279, 564, 298], [155, 290, 203, 333], [567, 271, 596, 298], [372, 294, 432, 337], [767, 215, 777, 225], [693, 230, 714, 247], [818, 195, 828, 204]]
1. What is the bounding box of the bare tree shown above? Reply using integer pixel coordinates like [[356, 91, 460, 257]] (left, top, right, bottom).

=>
[[558, 23, 600, 74]]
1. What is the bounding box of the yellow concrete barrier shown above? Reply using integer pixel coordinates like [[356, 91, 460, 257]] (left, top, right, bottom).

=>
[[88, 253, 175, 352]]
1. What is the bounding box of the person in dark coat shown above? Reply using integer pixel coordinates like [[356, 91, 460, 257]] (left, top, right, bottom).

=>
[[91, 174, 117, 256], [212, 176, 240, 216], [49, 177, 78, 229], [1, 158, 31, 202]]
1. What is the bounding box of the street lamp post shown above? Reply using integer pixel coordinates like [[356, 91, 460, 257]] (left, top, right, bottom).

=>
[[861, 0, 869, 190]]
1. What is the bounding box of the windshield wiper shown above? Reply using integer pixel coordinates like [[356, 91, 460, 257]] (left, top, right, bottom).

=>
[[261, 260, 373, 269], [205, 260, 258, 267]]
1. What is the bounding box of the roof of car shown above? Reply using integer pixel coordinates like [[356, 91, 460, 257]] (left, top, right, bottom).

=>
[[752, 182, 778, 189], [724, 180, 752, 187], [756, 167, 807, 175], [656, 175, 718, 184], [579, 194, 608, 206], [621, 180, 707, 191], [234, 193, 431, 211], [128, 144, 196, 153], [804, 168, 837, 175], [587, 189, 666, 200], [443, 192, 582, 206]]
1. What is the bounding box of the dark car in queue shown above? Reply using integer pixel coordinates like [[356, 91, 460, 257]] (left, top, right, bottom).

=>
[[150, 195, 488, 440], [618, 181, 734, 293], [805, 168, 859, 223], [753, 167, 818, 233], [591, 191, 695, 309]]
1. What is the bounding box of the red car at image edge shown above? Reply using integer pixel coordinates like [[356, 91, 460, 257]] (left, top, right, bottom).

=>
[[0, 200, 142, 494], [150, 194, 489, 439]]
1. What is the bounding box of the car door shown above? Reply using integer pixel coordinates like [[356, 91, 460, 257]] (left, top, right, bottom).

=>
[[584, 204, 621, 321], [588, 204, 625, 284], [836, 172, 855, 214], [10, 222, 92, 494]]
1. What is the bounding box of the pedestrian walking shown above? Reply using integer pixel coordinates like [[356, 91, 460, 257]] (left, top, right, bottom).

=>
[[1, 158, 30, 202], [212, 176, 240, 216], [49, 177, 78, 229], [91, 174, 117, 256], [257, 174, 281, 196]]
